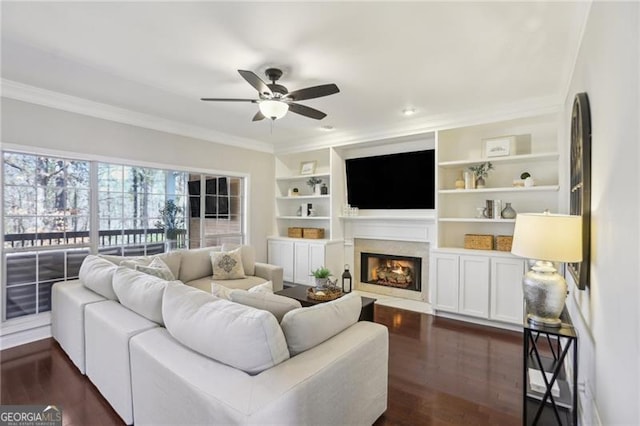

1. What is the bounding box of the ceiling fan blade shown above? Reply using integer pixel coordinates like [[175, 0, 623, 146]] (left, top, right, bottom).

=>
[[288, 103, 327, 120], [285, 84, 339, 101], [238, 70, 273, 97], [252, 110, 266, 121], [200, 98, 257, 102]]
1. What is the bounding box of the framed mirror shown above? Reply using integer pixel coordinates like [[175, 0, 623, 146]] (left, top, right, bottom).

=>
[[569, 92, 591, 290]]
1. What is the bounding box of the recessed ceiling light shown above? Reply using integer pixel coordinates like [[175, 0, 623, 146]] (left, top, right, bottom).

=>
[[402, 107, 416, 116], [320, 125, 335, 131]]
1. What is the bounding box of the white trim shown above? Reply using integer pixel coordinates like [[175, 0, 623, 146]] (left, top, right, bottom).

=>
[[560, 1, 594, 106], [0, 325, 51, 350], [2, 142, 249, 180], [1, 79, 274, 154]]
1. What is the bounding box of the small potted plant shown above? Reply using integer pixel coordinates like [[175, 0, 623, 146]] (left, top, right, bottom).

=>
[[155, 200, 185, 251], [307, 177, 323, 195], [469, 162, 494, 188], [311, 266, 332, 289]]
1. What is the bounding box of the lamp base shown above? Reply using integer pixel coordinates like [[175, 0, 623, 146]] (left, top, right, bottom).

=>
[[526, 313, 562, 328], [523, 261, 567, 329]]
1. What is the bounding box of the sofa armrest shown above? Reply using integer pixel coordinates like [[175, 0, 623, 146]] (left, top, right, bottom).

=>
[[254, 262, 283, 291]]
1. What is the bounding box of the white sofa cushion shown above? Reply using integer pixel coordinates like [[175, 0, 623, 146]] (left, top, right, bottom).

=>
[[280, 293, 362, 356], [112, 267, 172, 325], [79, 255, 119, 300], [135, 257, 175, 281], [210, 248, 245, 280], [178, 246, 221, 283], [186, 275, 266, 292], [248, 280, 273, 293], [229, 290, 301, 322], [222, 244, 256, 276], [99, 251, 182, 280], [162, 282, 290, 375], [210, 282, 233, 300]]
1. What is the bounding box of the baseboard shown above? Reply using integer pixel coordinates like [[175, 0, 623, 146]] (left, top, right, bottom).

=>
[[0, 325, 52, 350]]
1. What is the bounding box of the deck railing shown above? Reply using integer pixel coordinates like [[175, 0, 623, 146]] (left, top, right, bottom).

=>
[[3, 228, 180, 249]]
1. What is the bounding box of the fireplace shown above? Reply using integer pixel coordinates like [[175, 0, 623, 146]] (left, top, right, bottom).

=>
[[360, 252, 422, 292]]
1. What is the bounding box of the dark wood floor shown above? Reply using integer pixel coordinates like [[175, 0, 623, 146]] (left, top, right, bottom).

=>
[[1, 305, 522, 425]]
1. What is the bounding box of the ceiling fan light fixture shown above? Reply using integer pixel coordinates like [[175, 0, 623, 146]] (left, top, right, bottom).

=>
[[259, 100, 289, 120], [402, 107, 416, 116]]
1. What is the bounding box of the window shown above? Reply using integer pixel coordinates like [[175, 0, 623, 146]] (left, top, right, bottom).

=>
[[97, 164, 188, 256], [188, 174, 244, 248], [2, 150, 246, 322], [3, 152, 90, 319]]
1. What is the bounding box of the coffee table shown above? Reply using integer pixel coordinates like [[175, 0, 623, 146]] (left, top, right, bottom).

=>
[[275, 285, 376, 322]]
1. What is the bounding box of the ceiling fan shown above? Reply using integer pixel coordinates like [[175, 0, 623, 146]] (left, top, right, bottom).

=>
[[201, 68, 340, 121]]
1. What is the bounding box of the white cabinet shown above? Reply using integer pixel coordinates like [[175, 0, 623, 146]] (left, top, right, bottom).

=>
[[268, 237, 343, 285], [459, 255, 490, 318], [490, 257, 524, 323], [267, 239, 294, 282], [433, 253, 459, 312], [432, 249, 524, 326]]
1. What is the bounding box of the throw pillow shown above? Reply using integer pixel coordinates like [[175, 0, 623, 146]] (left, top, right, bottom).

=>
[[248, 281, 273, 294], [222, 244, 256, 276], [162, 282, 290, 375], [112, 267, 173, 325], [210, 282, 233, 300], [210, 248, 245, 280], [135, 257, 175, 281], [229, 290, 301, 322], [280, 293, 362, 356], [79, 255, 119, 300]]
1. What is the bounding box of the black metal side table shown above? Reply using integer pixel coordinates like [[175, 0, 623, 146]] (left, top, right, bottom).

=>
[[523, 308, 578, 426]]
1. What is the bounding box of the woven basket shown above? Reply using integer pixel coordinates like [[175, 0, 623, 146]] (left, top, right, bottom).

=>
[[307, 287, 343, 301], [495, 235, 513, 252], [287, 227, 303, 238], [464, 234, 494, 250], [303, 228, 325, 239]]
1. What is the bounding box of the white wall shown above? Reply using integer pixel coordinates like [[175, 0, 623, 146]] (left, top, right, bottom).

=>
[[561, 3, 639, 424], [0, 98, 275, 261]]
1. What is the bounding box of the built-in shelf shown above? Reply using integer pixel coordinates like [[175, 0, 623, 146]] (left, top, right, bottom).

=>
[[439, 185, 559, 194], [276, 173, 330, 182], [276, 216, 331, 220], [339, 215, 436, 222], [276, 195, 330, 200], [439, 218, 516, 223], [438, 152, 559, 168]]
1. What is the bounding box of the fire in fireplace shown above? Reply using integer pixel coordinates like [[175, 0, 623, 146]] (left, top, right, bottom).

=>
[[360, 252, 421, 292]]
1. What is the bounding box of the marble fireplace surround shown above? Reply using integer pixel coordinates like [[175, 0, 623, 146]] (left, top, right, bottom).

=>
[[343, 216, 435, 306]]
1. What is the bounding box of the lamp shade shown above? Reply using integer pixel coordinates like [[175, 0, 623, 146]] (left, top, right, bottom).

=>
[[259, 100, 289, 120], [511, 212, 582, 262]]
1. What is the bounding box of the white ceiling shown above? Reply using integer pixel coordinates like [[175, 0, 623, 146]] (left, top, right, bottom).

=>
[[1, 1, 589, 153]]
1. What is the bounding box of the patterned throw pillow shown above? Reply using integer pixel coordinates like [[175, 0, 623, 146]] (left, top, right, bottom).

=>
[[135, 257, 175, 281], [210, 248, 245, 280]]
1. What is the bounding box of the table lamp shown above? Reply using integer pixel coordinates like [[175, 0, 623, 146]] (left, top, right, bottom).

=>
[[511, 211, 582, 327]]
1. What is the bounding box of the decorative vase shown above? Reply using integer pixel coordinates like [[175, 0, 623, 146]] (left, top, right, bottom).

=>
[[501, 202, 517, 219], [455, 177, 465, 190], [315, 277, 329, 289], [476, 176, 486, 188], [320, 183, 328, 195]]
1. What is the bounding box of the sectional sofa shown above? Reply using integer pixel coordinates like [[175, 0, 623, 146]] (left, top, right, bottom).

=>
[[51, 245, 389, 425]]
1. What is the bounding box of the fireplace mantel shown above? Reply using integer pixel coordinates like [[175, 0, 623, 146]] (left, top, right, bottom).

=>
[[341, 215, 436, 244]]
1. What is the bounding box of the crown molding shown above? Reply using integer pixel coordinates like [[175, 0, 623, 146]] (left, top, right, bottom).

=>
[[1, 79, 274, 154], [275, 96, 562, 154]]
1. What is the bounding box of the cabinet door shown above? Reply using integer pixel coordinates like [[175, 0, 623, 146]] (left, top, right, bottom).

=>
[[294, 242, 311, 285], [459, 255, 490, 318], [267, 240, 294, 283], [433, 253, 460, 312], [308, 243, 326, 275], [490, 257, 525, 324]]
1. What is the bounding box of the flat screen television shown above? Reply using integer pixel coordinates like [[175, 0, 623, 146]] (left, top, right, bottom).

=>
[[345, 149, 435, 209]]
